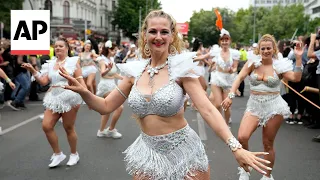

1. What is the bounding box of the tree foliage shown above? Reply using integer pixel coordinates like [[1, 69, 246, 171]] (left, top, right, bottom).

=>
[[0, 0, 23, 34], [189, 4, 315, 46], [113, 0, 161, 39]]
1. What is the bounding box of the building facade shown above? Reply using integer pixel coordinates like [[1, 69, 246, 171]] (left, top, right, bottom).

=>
[[249, 0, 320, 19], [23, 0, 120, 41]]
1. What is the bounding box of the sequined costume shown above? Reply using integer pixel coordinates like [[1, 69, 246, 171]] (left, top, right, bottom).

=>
[[117, 52, 209, 180], [246, 54, 291, 126], [39, 57, 83, 113], [96, 56, 117, 97], [80, 52, 97, 78], [210, 48, 240, 90]]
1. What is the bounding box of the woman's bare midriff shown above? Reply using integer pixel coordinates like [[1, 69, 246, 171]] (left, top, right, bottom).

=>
[[250, 90, 280, 95], [138, 109, 188, 136]]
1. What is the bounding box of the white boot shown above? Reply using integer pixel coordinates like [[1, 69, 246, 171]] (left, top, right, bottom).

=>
[[238, 167, 252, 180]]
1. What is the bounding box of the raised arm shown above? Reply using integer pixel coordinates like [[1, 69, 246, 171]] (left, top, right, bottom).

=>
[[181, 77, 270, 174], [281, 42, 303, 82]]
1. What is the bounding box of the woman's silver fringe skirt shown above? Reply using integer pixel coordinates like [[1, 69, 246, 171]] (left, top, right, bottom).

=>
[[246, 94, 290, 126], [43, 85, 83, 113], [123, 124, 208, 180]]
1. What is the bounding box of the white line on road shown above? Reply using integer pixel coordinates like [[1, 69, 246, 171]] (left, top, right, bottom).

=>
[[197, 112, 207, 141], [0, 114, 42, 135]]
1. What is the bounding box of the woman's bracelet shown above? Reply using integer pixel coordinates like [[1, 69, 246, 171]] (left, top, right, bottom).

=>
[[294, 66, 303, 72], [227, 136, 243, 152], [5, 77, 12, 83]]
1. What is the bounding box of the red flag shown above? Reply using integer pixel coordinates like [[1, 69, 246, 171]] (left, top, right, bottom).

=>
[[214, 8, 223, 30]]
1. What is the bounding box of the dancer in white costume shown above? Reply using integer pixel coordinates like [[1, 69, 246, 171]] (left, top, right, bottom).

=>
[[79, 40, 98, 95], [22, 37, 86, 168], [222, 34, 303, 180], [96, 40, 123, 138], [59, 10, 270, 180], [194, 29, 240, 124], [122, 44, 138, 63]]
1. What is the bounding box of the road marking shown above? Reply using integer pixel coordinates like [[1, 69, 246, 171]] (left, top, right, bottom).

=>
[[0, 114, 42, 135], [197, 112, 207, 141]]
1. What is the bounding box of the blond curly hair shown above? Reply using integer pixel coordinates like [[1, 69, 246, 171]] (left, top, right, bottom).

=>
[[254, 34, 279, 59], [139, 10, 184, 59]]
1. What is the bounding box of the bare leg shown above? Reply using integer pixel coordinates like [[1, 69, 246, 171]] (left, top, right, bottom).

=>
[[211, 85, 223, 113], [262, 115, 283, 177], [86, 73, 96, 94], [61, 105, 80, 154], [42, 109, 62, 153], [238, 112, 260, 150], [109, 105, 123, 130], [99, 92, 111, 131]]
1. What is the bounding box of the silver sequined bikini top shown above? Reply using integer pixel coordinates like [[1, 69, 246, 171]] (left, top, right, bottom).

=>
[[80, 52, 93, 66], [248, 70, 281, 92], [117, 52, 199, 119], [128, 78, 185, 118]]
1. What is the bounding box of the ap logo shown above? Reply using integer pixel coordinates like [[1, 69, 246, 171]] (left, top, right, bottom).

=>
[[11, 10, 50, 55]]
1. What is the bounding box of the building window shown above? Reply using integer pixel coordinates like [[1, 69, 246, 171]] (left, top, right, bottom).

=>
[[273, 0, 278, 3], [267, 0, 271, 3], [112, 1, 116, 11], [100, 16, 103, 27], [112, 24, 116, 31], [63, 1, 70, 24], [44, 0, 53, 17], [304, 0, 309, 3], [313, 6, 320, 14]]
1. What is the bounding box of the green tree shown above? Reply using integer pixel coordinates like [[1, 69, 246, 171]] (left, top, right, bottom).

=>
[[0, 0, 23, 33], [113, 0, 161, 39], [307, 17, 320, 34]]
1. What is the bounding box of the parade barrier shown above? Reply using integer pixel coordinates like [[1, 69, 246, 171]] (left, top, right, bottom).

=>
[[281, 80, 320, 110]]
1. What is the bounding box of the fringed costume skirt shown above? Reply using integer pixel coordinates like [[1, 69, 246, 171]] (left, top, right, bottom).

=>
[[210, 71, 237, 90], [123, 124, 209, 180], [246, 94, 290, 126], [43, 83, 83, 113], [96, 78, 116, 97], [81, 65, 97, 78]]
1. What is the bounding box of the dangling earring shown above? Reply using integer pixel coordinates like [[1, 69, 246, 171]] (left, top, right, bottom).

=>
[[144, 44, 151, 57], [169, 44, 177, 56]]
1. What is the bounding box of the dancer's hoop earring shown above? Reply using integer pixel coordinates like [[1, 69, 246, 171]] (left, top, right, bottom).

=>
[[144, 44, 151, 57], [169, 44, 177, 56]]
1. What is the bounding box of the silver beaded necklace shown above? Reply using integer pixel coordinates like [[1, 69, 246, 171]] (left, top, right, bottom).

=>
[[146, 59, 168, 88]]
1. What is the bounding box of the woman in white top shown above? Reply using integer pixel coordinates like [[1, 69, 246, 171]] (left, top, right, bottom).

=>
[[79, 40, 98, 95], [22, 37, 86, 168], [96, 40, 123, 138], [58, 10, 270, 179], [194, 29, 240, 125]]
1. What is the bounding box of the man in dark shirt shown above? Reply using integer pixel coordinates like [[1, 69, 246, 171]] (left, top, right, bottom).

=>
[[7, 55, 30, 110]]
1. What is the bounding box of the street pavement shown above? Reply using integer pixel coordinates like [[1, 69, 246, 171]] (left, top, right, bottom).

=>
[[1, 86, 320, 180]]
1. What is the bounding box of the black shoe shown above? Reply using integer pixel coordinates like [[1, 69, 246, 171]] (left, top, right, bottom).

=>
[[29, 97, 42, 101], [17, 103, 27, 109], [312, 135, 320, 142], [286, 118, 294, 125], [8, 101, 20, 111], [295, 118, 303, 125]]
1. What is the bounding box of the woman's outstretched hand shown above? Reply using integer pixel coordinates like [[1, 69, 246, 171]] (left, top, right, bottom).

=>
[[58, 66, 87, 94], [234, 148, 271, 175]]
